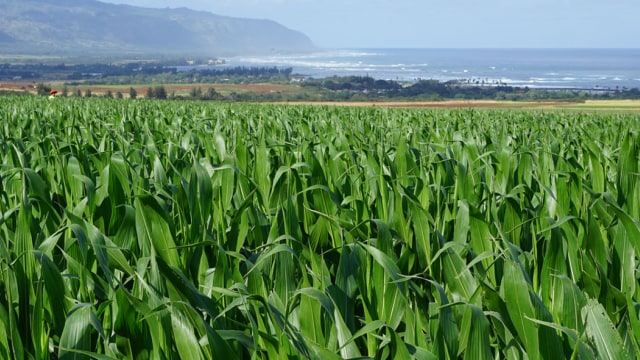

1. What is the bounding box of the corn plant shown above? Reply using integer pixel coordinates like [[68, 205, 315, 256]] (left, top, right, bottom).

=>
[[0, 96, 638, 359]]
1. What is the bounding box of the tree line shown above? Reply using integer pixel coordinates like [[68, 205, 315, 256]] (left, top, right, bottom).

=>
[[0, 62, 293, 84], [301, 76, 640, 101]]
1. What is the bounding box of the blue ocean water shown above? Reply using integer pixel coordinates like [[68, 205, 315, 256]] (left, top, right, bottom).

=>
[[225, 48, 640, 89]]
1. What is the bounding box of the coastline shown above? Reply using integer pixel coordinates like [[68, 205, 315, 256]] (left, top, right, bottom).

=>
[[228, 48, 640, 89]]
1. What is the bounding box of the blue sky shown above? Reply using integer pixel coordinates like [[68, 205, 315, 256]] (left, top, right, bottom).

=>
[[102, 0, 639, 49]]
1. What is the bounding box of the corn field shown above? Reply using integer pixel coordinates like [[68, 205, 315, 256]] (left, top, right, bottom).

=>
[[0, 97, 639, 359]]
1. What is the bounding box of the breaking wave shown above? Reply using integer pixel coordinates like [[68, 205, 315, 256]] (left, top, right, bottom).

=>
[[222, 48, 640, 88]]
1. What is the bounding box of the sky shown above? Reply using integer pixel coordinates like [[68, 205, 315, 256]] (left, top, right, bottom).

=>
[[101, 0, 640, 49]]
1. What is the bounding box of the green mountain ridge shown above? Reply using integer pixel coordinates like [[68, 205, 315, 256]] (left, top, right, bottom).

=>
[[0, 0, 316, 56]]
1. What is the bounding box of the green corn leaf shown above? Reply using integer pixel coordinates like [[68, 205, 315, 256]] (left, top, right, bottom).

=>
[[296, 288, 335, 316], [604, 195, 640, 256], [32, 251, 68, 336], [526, 317, 595, 360], [156, 256, 218, 319], [460, 304, 492, 360], [625, 296, 640, 355], [360, 243, 407, 294], [410, 203, 432, 269], [587, 149, 605, 194], [0, 307, 11, 360], [333, 305, 360, 359], [58, 304, 95, 360], [54, 349, 119, 360], [31, 279, 47, 359], [135, 195, 180, 268], [338, 320, 386, 353], [439, 241, 478, 304], [170, 307, 204, 360], [501, 260, 539, 359], [427, 280, 459, 358], [453, 200, 470, 246], [582, 299, 631, 360], [552, 276, 587, 332]]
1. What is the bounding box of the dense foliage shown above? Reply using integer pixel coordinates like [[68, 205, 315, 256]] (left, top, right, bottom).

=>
[[0, 97, 639, 359], [302, 77, 640, 101], [0, 63, 293, 85]]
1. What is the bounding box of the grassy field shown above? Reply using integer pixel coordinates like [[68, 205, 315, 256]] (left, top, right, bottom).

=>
[[273, 99, 640, 112], [3, 81, 640, 111], [0, 96, 639, 359], [275, 99, 627, 110], [556, 100, 640, 112]]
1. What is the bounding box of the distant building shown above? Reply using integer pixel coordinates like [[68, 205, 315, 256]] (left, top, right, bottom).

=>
[[290, 75, 306, 83]]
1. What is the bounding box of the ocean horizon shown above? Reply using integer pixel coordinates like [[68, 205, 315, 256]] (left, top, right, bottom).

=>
[[219, 48, 640, 90]]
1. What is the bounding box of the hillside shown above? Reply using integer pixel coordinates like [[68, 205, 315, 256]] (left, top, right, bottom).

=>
[[0, 0, 315, 56]]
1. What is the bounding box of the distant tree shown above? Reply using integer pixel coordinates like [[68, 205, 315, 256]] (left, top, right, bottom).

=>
[[75, 88, 82, 97], [84, 89, 92, 98], [61, 85, 68, 97], [154, 85, 167, 99], [146, 86, 154, 99], [105, 90, 113, 98], [204, 87, 218, 100], [189, 87, 201, 99], [129, 87, 137, 99], [116, 91, 123, 99], [36, 83, 51, 96]]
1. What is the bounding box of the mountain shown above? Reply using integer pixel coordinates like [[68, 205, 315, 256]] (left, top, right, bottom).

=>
[[0, 0, 315, 56]]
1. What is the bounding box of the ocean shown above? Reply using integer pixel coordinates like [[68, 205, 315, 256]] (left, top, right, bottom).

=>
[[223, 48, 640, 90]]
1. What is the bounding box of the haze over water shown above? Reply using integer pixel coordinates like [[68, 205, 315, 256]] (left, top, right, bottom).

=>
[[224, 48, 640, 90]]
